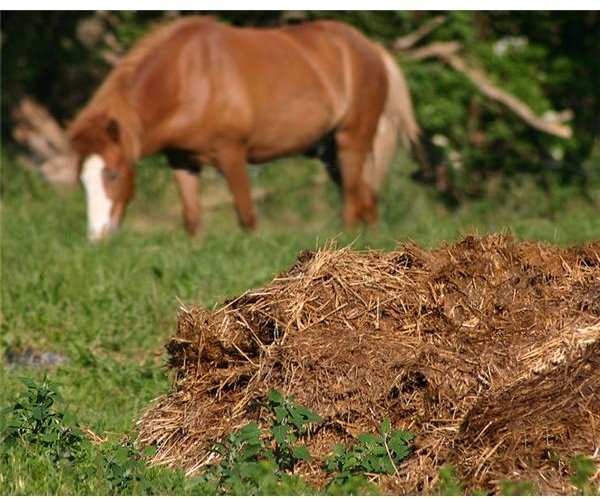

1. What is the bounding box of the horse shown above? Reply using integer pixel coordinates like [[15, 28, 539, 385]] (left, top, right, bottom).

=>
[[68, 16, 420, 240]]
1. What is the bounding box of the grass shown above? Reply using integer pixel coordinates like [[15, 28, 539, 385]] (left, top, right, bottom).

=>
[[1, 148, 599, 494]]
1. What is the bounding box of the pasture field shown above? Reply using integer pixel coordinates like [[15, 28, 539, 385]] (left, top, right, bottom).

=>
[[1, 151, 599, 494]]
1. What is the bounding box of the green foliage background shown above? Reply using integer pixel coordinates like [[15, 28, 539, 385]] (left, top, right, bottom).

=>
[[2, 10, 599, 198]]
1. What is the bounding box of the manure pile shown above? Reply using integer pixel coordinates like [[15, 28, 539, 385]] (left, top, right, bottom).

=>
[[137, 234, 600, 494]]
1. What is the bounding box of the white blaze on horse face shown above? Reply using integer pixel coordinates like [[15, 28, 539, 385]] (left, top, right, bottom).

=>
[[80, 154, 113, 241]]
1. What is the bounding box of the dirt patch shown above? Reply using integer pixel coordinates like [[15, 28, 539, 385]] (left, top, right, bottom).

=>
[[136, 234, 600, 494], [4, 347, 70, 369]]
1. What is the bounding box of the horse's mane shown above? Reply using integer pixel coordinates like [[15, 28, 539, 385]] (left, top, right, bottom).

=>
[[69, 16, 217, 162]]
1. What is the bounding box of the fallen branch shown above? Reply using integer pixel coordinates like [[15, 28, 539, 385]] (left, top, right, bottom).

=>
[[408, 40, 462, 61], [392, 15, 447, 51], [101, 32, 123, 66], [404, 41, 573, 139], [76, 12, 125, 66], [12, 97, 79, 185]]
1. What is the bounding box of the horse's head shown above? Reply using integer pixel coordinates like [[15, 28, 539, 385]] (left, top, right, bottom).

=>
[[70, 115, 134, 241]]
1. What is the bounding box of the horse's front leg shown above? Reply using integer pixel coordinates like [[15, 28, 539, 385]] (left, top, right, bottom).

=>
[[215, 146, 256, 231], [173, 168, 201, 236]]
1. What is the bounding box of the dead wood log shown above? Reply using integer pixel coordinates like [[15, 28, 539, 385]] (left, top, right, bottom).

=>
[[392, 15, 447, 51], [401, 40, 573, 139], [11, 97, 79, 185]]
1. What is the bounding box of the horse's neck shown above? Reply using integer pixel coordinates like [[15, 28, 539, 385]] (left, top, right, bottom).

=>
[[108, 89, 143, 163]]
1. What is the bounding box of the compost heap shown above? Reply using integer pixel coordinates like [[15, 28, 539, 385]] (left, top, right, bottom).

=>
[[137, 234, 600, 494]]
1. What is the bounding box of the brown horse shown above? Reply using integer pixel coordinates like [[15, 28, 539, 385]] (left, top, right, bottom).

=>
[[69, 16, 420, 240]]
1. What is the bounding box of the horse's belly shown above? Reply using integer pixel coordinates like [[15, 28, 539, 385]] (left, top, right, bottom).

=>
[[247, 127, 329, 163], [247, 144, 306, 163], [246, 103, 336, 162]]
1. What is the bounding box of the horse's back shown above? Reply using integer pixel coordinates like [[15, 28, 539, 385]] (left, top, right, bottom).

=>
[[282, 21, 388, 129], [205, 20, 387, 159], [124, 18, 388, 161]]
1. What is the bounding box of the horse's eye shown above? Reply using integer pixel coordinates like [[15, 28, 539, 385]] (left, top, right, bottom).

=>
[[104, 169, 121, 182]]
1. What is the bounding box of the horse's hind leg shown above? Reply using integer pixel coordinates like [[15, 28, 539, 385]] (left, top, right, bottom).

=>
[[214, 145, 257, 231], [359, 153, 378, 224], [335, 129, 377, 227]]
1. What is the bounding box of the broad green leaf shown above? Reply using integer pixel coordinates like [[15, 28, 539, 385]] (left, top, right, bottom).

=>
[[62, 412, 77, 427], [268, 389, 283, 405], [113, 445, 130, 465], [296, 406, 323, 423], [332, 442, 345, 455], [142, 445, 157, 458], [380, 417, 391, 434], [394, 430, 415, 442], [32, 406, 43, 421], [292, 444, 312, 461], [357, 433, 380, 445], [238, 422, 260, 441], [19, 377, 37, 389], [41, 431, 58, 442], [289, 410, 306, 431], [271, 424, 289, 445], [240, 441, 262, 460], [345, 455, 358, 470], [274, 406, 287, 424]]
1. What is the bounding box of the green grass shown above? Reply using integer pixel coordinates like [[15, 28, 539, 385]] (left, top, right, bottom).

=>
[[1, 149, 599, 494]]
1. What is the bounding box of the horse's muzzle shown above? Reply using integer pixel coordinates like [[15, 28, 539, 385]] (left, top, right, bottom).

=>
[[88, 221, 119, 242]]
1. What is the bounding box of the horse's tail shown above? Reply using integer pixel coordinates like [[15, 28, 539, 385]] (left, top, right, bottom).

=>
[[362, 46, 422, 191]]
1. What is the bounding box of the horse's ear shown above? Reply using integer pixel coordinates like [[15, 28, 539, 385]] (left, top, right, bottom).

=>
[[69, 113, 118, 152], [70, 127, 93, 154], [106, 118, 120, 143]]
